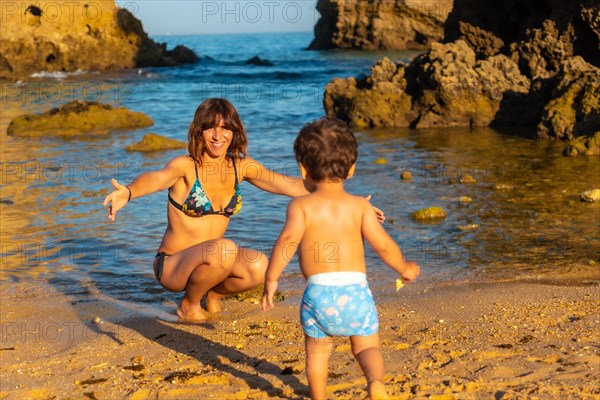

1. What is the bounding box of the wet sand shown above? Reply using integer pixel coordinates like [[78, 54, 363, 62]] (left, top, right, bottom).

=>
[[1, 278, 598, 399]]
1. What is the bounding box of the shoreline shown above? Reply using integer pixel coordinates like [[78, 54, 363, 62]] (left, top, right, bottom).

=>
[[1, 277, 598, 399]]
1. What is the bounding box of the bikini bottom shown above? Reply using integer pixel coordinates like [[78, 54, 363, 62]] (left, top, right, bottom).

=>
[[154, 252, 170, 282]]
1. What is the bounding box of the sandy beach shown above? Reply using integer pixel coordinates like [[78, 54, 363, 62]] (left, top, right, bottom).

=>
[[2, 0, 599, 397], [1, 276, 598, 399]]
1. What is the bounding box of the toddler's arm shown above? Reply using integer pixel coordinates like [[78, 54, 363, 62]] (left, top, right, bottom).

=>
[[261, 199, 305, 311], [361, 200, 420, 281]]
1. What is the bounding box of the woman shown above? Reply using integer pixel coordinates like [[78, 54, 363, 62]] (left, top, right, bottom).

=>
[[103, 98, 383, 322]]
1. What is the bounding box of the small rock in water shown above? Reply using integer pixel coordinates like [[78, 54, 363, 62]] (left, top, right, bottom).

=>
[[459, 174, 476, 184], [125, 133, 186, 152], [410, 206, 446, 222], [494, 183, 514, 190], [580, 188, 600, 202], [245, 56, 274, 66]]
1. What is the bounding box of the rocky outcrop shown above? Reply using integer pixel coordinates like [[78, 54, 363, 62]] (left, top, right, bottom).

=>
[[125, 133, 186, 152], [0, 1, 198, 80], [536, 57, 600, 140], [325, 42, 530, 129], [445, 0, 599, 68], [7, 100, 153, 137], [324, 0, 600, 151], [309, 0, 454, 50]]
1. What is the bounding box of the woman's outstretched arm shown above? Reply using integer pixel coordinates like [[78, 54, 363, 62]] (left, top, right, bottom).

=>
[[102, 155, 188, 221], [240, 157, 386, 221], [240, 157, 308, 197]]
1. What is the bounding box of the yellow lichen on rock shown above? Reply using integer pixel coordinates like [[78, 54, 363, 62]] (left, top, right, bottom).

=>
[[410, 206, 447, 222], [7, 100, 153, 137]]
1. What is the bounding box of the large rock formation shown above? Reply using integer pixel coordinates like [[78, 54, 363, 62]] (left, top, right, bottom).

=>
[[444, 0, 599, 68], [7, 100, 153, 137], [309, 0, 454, 50], [325, 42, 530, 129], [324, 0, 600, 148], [0, 1, 198, 80]]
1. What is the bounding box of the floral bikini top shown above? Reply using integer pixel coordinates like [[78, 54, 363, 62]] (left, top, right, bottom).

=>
[[168, 157, 242, 217]]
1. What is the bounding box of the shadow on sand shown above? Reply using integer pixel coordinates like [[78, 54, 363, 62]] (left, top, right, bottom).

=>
[[48, 273, 308, 399]]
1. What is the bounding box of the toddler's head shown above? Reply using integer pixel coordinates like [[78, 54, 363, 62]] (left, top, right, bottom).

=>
[[294, 117, 357, 182]]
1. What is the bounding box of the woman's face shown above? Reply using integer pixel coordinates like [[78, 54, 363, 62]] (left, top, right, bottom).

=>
[[202, 118, 233, 158]]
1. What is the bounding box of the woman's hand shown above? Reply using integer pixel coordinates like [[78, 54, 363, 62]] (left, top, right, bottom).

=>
[[103, 178, 130, 221], [366, 195, 385, 223]]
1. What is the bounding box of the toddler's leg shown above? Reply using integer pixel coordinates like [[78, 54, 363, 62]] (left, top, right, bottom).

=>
[[304, 334, 334, 400], [350, 333, 389, 400]]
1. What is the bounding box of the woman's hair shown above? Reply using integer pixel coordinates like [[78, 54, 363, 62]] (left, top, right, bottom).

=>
[[188, 98, 247, 163], [294, 117, 358, 182]]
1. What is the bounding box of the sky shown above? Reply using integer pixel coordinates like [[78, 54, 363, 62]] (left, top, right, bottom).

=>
[[115, 0, 319, 36]]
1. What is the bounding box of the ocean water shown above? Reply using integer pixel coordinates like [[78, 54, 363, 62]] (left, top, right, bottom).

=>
[[1, 32, 598, 304]]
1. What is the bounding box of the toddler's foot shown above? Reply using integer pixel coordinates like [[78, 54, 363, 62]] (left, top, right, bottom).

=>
[[176, 303, 207, 323], [206, 290, 225, 313], [367, 380, 389, 400]]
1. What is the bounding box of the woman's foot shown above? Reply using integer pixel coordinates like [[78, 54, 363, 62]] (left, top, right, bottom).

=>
[[206, 290, 225, 313], [176, 303, 207, 323], [367, 380, 389, 400]]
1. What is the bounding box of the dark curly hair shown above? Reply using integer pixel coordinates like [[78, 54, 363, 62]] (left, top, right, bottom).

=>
[[188, 98, 247, 164], [294, 117, 358, 182]]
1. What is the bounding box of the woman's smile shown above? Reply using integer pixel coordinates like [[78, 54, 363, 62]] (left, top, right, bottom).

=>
[[203, 118, 233, 157]]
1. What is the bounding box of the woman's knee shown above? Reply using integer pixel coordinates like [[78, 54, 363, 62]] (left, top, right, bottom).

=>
[[205, 238, 238, 270], [240, 249, 267, 281]]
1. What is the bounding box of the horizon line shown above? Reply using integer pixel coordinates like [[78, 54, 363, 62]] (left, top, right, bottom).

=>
[[149, 29, 314, 37]]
